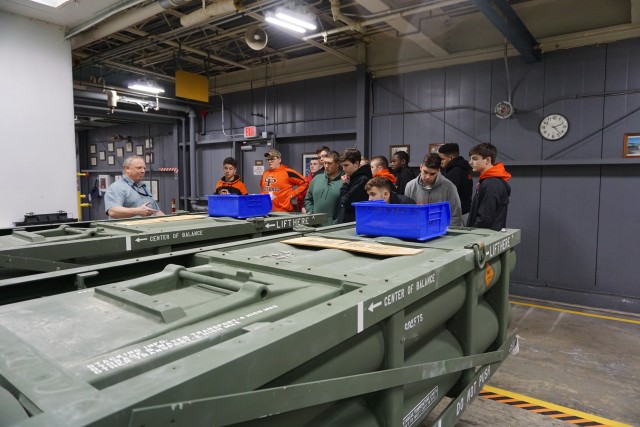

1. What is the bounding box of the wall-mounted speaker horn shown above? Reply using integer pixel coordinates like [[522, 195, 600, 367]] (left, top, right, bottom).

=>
[[245, 26, 268, 51]]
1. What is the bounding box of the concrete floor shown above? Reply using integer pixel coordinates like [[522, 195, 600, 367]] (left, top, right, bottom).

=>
[[424, 298, 640, 426]]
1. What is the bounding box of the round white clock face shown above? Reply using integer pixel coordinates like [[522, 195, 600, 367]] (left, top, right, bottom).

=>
[[539, 114, 569, 140]]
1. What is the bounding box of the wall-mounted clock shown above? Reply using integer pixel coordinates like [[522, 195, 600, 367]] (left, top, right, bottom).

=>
[[539, 114, 569, 141]]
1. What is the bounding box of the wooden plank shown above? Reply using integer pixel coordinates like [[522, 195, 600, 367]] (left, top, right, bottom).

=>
[[281, 236, 422, 256]]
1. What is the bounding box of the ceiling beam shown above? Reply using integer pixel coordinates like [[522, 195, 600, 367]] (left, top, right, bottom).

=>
[[354, 0, 449, 57], [472, 0, 541, 62]]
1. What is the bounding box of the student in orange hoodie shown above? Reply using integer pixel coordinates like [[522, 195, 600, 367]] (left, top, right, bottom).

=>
[[369, 156, 397, 188], [260, 149, 309, 212], [467, 143, 512, 230], [214, 157, 248, 195]]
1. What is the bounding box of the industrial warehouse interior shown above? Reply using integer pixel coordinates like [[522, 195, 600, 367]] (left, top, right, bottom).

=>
[[0, 0, 638, 426]]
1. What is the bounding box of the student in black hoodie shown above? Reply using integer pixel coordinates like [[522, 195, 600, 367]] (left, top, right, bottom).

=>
[[335, 148, 372, 223], [438, 143, 473, 217], [390, 150, 416, 196]]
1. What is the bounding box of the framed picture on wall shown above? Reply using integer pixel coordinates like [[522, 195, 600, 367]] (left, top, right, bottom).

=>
[[89, 144, 97, 154], [125, 141, 133, 152], [623, 133, 640, 157], [145, 152, 154, 164], [136, 145, 144, 156], [390, 145, 410, 161], [107, 142, 114, 152], [90, 157, 97, 166], [99, 151, 106, 161], [301, 153, 317, 177], [116, 147, 124, 157], [428, 143, 444, 154], [97, 174, 112, 194], [108, 155, 115, 165]]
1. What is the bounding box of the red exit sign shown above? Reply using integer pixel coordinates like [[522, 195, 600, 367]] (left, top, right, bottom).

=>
[[244, 126, 257, 138]]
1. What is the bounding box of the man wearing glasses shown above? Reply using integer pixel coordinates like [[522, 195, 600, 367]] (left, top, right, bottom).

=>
[[260, 149, 308, 212], [104, 156, 165, 219]]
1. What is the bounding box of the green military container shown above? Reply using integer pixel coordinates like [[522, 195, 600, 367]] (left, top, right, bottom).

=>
[[0, 212, 326, 304], [0, 223, 519, 427]]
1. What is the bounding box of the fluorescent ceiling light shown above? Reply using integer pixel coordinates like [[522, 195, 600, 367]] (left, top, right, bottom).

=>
[[265, 12, 306, 34], [275, 9, 317, 31], [128, 82, 165, 94], [25, 0, 71, 7]]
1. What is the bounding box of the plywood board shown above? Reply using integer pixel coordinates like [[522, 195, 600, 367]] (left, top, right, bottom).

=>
[[117, 214, 208, 226], [282, 236, 422, 256]]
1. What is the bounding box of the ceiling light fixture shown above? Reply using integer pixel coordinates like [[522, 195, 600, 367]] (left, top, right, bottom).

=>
[[265, 11, 307, 34], [274, 7, 317, 31], [127, 80, 165, 95], [25, 0, 70, 7]]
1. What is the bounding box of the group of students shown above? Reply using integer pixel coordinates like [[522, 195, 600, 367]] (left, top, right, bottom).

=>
[[214, 142, 511, 231]]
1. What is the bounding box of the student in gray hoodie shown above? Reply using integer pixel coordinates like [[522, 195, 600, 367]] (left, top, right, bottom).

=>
[[404, 153, 463, 227]]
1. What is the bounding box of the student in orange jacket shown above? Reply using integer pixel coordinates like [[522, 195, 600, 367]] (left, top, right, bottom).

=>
[[260, 149, 309, 212], [214, 157, 248, 195], [369, 155, 397, 188]]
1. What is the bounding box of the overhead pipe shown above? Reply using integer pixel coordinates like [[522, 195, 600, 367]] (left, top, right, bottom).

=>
[[70, 0, 195, 50], [180, 0, 243, 27], [73, 104, 180, 122], [329, 0, 362, 33], [74, 89, 195, 115], [66, 0, 147, 39]]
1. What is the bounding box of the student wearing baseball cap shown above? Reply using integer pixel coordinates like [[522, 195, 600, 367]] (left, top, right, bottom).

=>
[[259, 149, 308, 212]]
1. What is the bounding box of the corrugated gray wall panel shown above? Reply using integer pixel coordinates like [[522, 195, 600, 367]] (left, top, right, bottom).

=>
[[371, 115, 404, 159], [197, 143, 234, 195], [490, 57, 545, 161], [334, 73, 357, 118], [230, 91, 253, 128], [542, 46, 606, 160], [602, 39, 640, 158], [304, 75, 333, 121], [373, 75, 404, 115], [444, 62, 492, 147], [276, 80, 305, 135], [507, 167, 541, 282], [403, 68, 446, 111], [596, 165, 640, 298], [537, 166, 600, 290], [403, 113, 445, 164]]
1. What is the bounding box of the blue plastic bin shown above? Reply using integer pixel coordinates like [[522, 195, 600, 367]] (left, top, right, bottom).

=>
[[207, 194, 272, 218], [353, 201, 451, 241]]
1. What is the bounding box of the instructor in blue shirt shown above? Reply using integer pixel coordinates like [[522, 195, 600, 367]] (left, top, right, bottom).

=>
[[104, 156, 165, 219]]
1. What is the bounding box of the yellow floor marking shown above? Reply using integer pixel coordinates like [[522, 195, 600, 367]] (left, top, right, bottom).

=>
[[510, 301, 640, 325], [483, 385, 634, 427]]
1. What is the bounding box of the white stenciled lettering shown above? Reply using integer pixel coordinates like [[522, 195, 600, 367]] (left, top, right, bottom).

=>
[[85, 305, 279, 375], [181, 230, 204, 238], [404, 313, 424, 331], [403, 386, 438, 427], [149, 234, 170, 242], [478, 365, 490, 385], [415, 273, 436, 292], [488, 236, 511, 258], [383, 289, 405, 306]]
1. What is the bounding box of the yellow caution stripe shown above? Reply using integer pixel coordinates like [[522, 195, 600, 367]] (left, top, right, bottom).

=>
[[481, 385, 634, 427], [510, 301, 640, 325]]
